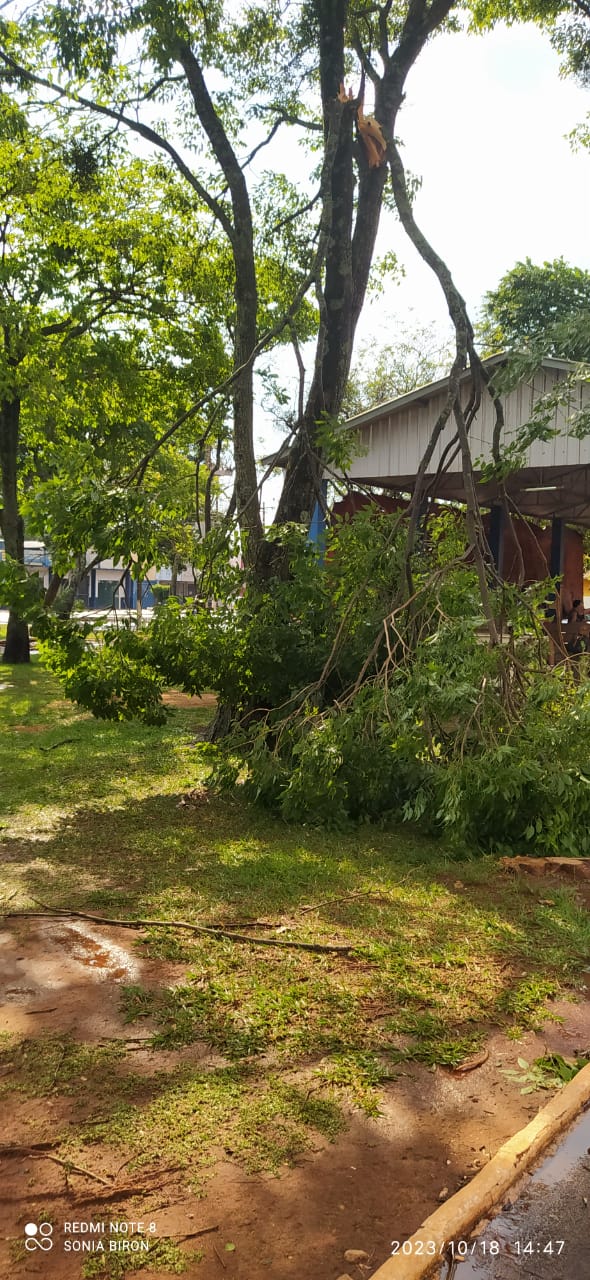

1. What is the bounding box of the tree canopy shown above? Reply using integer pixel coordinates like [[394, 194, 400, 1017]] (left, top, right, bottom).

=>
[[0, 97, 237, 655], [478, 258, 590, 360], [1, 0, 587, 695], [0, 0, 475, 574]]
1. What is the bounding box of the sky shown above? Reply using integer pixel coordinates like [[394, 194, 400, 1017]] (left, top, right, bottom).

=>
[[372, 21, 590, 333], [258, 19, 590, 518]]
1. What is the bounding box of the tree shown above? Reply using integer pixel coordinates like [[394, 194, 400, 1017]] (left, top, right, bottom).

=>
[[24, 347, 210, 610], [553, 9, 590, 87], [478, 258, 590, 360], [0, 0, 462, 578], [5, 0, 586, 749], [0, 100, 233, 657], [20, 306, 232, 610]]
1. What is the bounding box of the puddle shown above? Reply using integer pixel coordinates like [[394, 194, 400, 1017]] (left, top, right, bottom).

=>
[[440, 1109, 590, 1277]]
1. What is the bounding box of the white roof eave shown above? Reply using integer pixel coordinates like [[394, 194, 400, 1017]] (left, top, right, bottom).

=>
[[343, 353, 580, 431]]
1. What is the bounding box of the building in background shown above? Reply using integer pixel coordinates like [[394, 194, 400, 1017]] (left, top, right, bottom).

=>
[[0, 540, 51, 590], [0, 541, 200, 609]]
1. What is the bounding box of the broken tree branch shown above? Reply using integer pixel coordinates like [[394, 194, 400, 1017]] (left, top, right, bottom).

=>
[[7, 905, 358, 956], [0, 1146, 110, 1184]]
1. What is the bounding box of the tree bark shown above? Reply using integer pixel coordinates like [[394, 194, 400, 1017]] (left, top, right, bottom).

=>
[[53, 554, 89, 618], [272, 0, 457, 540], [170, 554, 178, 598], [44, 572, 63, 608], [0, 396, 30, 663], [175, 39, 263, 566]]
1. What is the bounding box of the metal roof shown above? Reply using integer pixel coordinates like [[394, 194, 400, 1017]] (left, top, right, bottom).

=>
[[341, 355, 590, 526], [343, 354, 579, 430]]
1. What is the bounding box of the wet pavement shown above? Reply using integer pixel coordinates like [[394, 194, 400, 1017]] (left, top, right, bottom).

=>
[[442, 1110, 590, 1279]]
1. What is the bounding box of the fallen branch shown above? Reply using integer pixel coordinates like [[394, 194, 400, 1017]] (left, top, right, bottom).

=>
[[190, 918, 280, 930], [7, 904, 358, 956], [451, 1048, 489, 1074], [0, 1145, 110, 1184], [171, 1226, 219, 1241]]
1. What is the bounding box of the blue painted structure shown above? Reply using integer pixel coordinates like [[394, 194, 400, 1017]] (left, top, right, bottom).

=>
[[308, 481, 329, 549]]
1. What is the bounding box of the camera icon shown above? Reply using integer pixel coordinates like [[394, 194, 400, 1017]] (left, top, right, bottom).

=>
[[24, 1222, 54, 1251]]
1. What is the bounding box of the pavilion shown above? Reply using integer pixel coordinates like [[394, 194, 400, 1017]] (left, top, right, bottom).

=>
[[336, 354, 590, 597]]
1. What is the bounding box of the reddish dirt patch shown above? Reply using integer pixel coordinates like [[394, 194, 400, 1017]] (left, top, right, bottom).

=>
[[10, 724, 46, 734], [501, 855, 590, 881], [0, 916, 177, 1040], [1, 904, 589, 1279], [162, 691, 217, 710], [2, 1015, 590, 1280]]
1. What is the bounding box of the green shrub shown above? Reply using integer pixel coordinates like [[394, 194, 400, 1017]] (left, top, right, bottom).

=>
[[35, 507, 590, 855]]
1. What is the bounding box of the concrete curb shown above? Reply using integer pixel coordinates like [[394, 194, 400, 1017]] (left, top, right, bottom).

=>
[[369, 1061, 590, 1280]]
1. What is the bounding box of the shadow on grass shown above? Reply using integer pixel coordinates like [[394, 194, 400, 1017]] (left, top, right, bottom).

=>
[[0, 661, 213, 836], [2, 664, 589, 1088], [0, 784, 588, 1075], [0, 1025, 466, 1280]]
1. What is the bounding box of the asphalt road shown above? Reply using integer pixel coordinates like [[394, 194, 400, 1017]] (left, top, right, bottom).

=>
[[441, 1110, 590, 1280]]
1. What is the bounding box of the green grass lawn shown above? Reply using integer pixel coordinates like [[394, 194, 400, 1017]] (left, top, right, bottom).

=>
[[1, 660, 589, 1206]]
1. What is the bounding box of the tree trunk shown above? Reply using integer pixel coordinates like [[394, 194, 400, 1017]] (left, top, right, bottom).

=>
[[44, 572, 63, 608], [271, 0, 456, 542], [170, 555, 178, 598], [0, 396, 30, 664], [53, 554, 88, 618], [175, 39, 263, 566]]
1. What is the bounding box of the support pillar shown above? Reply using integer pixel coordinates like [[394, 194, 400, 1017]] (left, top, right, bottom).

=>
[[544, 516, 565, 621], [123, 569, 133, 609], [488, 503, 505, 576], [308, 480, 329, 551], [549, 516, 564, 580]]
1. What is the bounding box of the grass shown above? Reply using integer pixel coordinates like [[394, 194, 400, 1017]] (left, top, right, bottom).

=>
[[82, 1237, 203, 1278], [1, 661, 589, 1203]]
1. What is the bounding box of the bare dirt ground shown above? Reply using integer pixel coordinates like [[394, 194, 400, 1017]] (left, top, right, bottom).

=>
[[1, 880, 589, 1280], [161, 692, 217, 710]]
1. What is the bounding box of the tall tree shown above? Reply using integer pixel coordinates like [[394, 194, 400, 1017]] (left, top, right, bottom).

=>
[[3, 0, 583, 720], [0, 0, 460, 578], [23, 330, 225, 603], [0, 99, 232, 657]]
